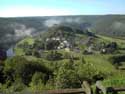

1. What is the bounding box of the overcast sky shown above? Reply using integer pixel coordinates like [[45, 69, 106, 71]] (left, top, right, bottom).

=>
[[0, 0, 125, 17]]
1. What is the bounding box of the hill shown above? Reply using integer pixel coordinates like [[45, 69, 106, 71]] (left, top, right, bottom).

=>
[[15, 24, 125, 56], [1, 23, 125, 93], [14, 24, 125, 91], [92, 15, 125, 37], [1, 15, 125, 49], [15, 25, 96, 56]]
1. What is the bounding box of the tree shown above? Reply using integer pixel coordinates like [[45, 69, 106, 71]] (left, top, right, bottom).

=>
[[25, 49, 32, 56], [32, 49, 41, 58], [46, 40, 60, 50], [46, 51, 62, 61], [3, 56, 52, 86], [77, 62, 97, 81], [33, 39, 45, 50], [30, 72, 47, 88], [55, 60, 80, 88]]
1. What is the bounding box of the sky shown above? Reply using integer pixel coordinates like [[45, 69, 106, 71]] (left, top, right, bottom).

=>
[[0, 0, 125, 17]]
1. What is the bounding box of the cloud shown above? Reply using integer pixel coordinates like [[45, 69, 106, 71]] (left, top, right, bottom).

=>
[[14, 28, 34, 37], [14, 24, 35, 38], [0, 7, 75, 17], [44, 17, 83, 27], [111, 22, 125, 30], [5, 23, 35, 40], [44, 19, 62, 27], [65, 18, 82, 23]]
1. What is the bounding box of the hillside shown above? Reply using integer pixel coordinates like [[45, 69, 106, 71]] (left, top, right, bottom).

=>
[[15, 25, 125, 90], [1, 23, 125, 93], [15, 25, 96, 56], [15, 24, 125, 56], [93, 15, 125, 37], [1, 15, 125, 49]]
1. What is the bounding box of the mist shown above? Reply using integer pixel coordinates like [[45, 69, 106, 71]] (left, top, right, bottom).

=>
[[44, 17, 83, 27], [6, 23, 35, 41]]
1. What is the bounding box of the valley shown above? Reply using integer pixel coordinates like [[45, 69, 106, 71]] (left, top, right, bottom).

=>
[[0, 15, 125, 93]]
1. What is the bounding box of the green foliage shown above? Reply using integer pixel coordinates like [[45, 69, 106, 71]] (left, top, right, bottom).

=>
[[103, 70, 125, 88], [46, 40, 60, 50], [9, 79, 26, 92], [33, 39, 45, 50], [29, 72, 54, 91], [109, 54, 125, 69], [3, 56, 52, 87], [46, 51, 63, 61], [55, 60, 80, 88], [54, 56, 108, 89], [76, 61, 98, 81], [25, 49, 32, 55], [31, 72, 46, 85], [109, 55, 125, 64], [32, 49, 41, 58]]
